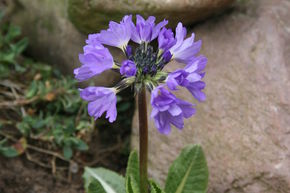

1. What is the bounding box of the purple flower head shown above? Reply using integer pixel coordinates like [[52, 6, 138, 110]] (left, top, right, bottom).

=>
[[151, 86, 196, 134], [131, 15, 168, 44], [79, 87, 117, 123], [120, 60, 137, 77], [74, 43, 114, 81], [97, 15, 132, 50], [74, 15, 207, 134], [158, 28, 176, 51], [166, 56, 207, 101], [170, 22, 202, 64]]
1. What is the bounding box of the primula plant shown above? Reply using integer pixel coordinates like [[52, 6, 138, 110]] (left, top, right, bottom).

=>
[[75, 15, 209, 193]]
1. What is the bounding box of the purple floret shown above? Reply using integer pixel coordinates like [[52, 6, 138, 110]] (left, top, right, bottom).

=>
[[131, 15, 168, 44], [97, 15, 132, 50], [170, 22, 202, 64], [85, 33, 100, 46], [166, 56, 207, 102], [79, 87, 117, 123], [74, 43, 114, 81], [150, 86, 195, 134], [158, 28, 176, 52], [120, 60, 137, 77]]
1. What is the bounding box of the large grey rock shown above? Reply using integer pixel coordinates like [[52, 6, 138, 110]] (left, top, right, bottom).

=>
[[68, 0, 234, 33], [131, 0, 290, 192], [8, 0, 233, 86]]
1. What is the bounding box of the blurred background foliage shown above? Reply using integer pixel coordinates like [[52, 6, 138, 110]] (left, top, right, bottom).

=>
[[0, 15, 134, 176]]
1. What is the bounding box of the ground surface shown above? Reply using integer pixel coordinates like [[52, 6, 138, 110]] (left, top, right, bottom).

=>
[[0, 87, 134, 193], [0, 155, 83, 193], [0, 116, 132, 193]]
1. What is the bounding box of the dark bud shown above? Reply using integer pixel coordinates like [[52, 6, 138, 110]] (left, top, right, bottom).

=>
[[142, 66, 149, 75], [162, 50, 172, 63], [126, 45, 133, 58], [150, 65, 157, 76]]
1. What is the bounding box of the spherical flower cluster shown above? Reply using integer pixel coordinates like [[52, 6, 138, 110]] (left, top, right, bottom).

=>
[[74, 15, 207, 134]]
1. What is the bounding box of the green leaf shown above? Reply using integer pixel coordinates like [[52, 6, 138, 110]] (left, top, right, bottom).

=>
[[26, 80, 38, 98], [75, 139, 88, 151], [88, 180, 106, 193], [165, 145, 208, 193], [0, 139, 19, 158], [14, 63, 26, 72], [0, 52, 15, 63], [126, 175, 140, 193], [125, 151, 140, 193], [16, 121, 30, 136], [13, 38, 28, 55], [32, 118, 46, 129], [63, 145, 72, 159], [126, 176, 134, 193], [83, 167, 126, 193], [5, 25, 21, 42], [0, 146, 19, 157], [149, 180, 165, 193]]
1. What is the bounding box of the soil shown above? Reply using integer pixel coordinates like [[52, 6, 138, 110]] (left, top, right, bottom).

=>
[[0, 117, 132, 193], [0, 112, 133, 193], [0, 155, 83, 193]]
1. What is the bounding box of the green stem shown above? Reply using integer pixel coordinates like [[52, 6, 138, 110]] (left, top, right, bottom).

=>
[[138, 85, 148, 193]]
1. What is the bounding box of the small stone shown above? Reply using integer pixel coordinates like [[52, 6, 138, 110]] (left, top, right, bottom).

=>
[[69, 161, 79, 174]]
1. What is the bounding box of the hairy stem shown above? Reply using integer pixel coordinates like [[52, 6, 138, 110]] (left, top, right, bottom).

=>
[[138, 85, 148, 193]]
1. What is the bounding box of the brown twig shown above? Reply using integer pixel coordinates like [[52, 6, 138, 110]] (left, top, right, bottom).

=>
[[75, 102, 84, 126], [0, 119, 14, 125], [51, 156, 56, 174], [26, 151, 67, 171], [11, 87, 27, 116], [97, 136, 122, 155], [0, 86, 67, 109], [0, 130, 18, 141], [30, 129, 53, 142], [0, 96, 39, 108], [0, 131, 72, 163], [26, 151, 52, 169], [0, 90, 15, 98], [0, 80, 24, 91], [26, 143, 69, 162]]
